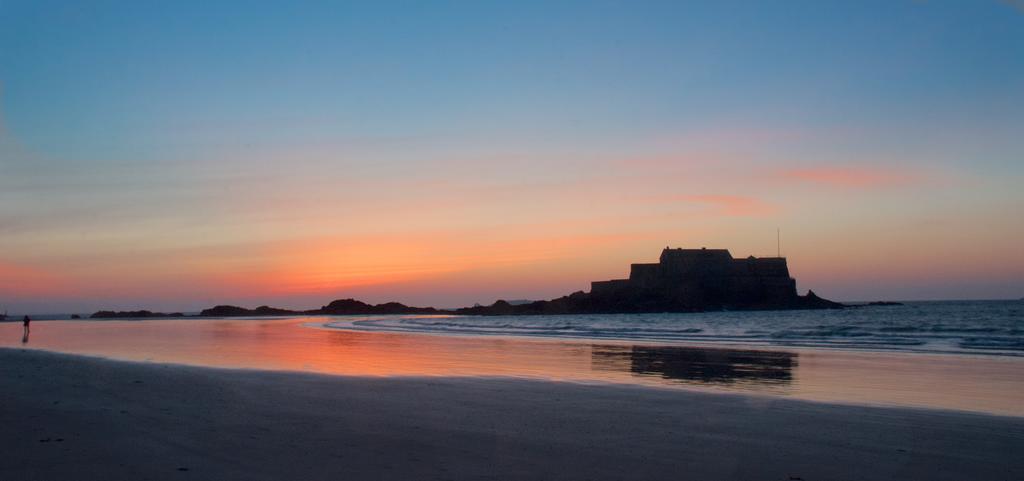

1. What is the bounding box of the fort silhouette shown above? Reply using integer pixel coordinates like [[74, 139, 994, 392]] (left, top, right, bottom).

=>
[[591, 247, 803, 309], [458, 246, 841, 315]]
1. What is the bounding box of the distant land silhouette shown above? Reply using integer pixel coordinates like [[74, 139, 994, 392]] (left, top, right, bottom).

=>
[[198, 299, 442, 317], [90, 310, 185, 319], [89, 246, 842, 318]]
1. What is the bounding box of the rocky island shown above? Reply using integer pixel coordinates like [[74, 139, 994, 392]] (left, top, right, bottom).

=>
[[459, 247, 842, 315], [90, 246, 841, 318]]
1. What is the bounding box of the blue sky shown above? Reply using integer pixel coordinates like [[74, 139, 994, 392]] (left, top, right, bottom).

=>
[[4, 1, 1020, 159]]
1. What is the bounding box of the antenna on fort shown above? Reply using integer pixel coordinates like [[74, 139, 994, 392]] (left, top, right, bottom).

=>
[[777, 228, 781, 258]]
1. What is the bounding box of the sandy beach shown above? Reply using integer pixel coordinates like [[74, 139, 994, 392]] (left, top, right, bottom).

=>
[[3, 348, 1022, 481]]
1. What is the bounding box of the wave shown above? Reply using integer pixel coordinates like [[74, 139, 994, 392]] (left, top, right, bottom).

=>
[[316, 301, 1024, 357], [879, 325, 1004, 334], [959, 338, 1024, 351]]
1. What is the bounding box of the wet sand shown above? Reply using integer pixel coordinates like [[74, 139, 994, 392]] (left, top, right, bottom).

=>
[[2, 348, 1023, 481], [3, 317, 1024, 416]]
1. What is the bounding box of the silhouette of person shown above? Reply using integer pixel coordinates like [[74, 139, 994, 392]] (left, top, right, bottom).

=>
[[22, 315, 30, 343]]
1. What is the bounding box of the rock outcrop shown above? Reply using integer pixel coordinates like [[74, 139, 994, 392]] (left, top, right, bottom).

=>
[[315, 299, 441, 315], [197, 299, 442, 317], [458, 247, 843, 315], [89, 310, 185, 319], [198, 305, 301, 317]]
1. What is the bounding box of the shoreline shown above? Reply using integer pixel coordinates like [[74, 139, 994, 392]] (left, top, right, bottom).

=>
[[3, 348, 1023, 480]]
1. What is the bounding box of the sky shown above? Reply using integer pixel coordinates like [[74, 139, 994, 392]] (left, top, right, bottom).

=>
[[1, 0, 1022, 313]]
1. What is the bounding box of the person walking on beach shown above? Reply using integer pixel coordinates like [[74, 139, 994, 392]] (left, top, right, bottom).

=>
[[22, 315, 31, 342]]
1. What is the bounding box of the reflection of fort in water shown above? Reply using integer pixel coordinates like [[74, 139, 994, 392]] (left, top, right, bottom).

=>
[[591, 344, 797, 388]]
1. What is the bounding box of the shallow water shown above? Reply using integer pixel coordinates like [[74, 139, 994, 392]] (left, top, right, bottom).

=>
[[3, 315, 1023, 416], [327, 301, 1024, 356]]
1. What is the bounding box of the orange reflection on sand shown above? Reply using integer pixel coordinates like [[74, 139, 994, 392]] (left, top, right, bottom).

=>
[[0, 318, 602, 380]]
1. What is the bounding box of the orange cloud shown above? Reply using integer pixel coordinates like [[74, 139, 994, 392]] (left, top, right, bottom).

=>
[[781, 167, 916, 188]]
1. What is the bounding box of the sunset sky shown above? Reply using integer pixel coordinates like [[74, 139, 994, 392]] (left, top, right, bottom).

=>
[[1, 1, 1022, 313]]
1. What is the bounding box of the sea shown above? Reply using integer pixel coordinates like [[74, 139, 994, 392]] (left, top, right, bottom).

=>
[[323, 300, 1024, 357]]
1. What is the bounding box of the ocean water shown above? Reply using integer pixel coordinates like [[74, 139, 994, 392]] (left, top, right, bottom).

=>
[[324, 300, 1024, 356]]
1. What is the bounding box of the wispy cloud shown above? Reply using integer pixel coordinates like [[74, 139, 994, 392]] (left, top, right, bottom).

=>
[[780, 167, 917, 188]]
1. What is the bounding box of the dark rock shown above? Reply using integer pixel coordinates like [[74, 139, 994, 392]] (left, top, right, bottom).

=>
[[799, 290, 845, 309], [315, 298, 375, 314], [847, 300, 905, 308], [252, 305, 298, 315], [313, 299, 440, 315], [198, 305, 301, 317], [200, 305, 253, 317], [89, 310, 185, 319]]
